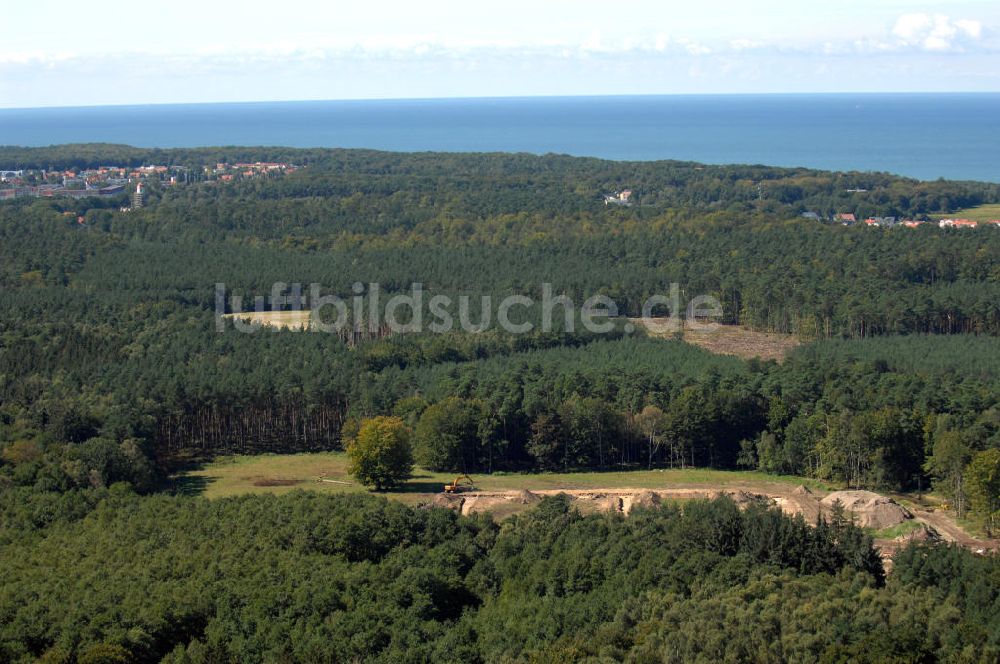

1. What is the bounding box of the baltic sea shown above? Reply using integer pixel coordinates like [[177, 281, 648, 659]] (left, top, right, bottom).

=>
[[1, 94, 998, 182]]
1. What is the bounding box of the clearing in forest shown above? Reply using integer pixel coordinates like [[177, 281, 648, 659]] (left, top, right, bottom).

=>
[[222, 310, 312, 330], [936, 203, 1000, 223], [174, 451, 831, 501], [633, 318, 800, 362], [174, 451, 997, 558], [222, 312, 801, 364]]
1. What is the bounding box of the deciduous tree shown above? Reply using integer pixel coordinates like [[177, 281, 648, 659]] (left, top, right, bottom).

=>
[[347, 416, 413, 490]]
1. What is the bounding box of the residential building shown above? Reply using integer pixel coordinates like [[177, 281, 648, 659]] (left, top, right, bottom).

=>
[[132, 183, 145, 209], [939, 219, 978, 229]]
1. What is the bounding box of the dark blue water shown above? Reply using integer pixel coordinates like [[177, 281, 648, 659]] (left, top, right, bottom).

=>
[[1, 94, 998, 182]]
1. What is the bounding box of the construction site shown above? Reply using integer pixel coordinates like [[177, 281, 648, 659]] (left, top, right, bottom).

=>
[[425, 482, 997, 564]]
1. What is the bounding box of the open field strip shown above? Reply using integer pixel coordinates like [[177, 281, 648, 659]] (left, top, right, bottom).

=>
[[631, 318, 801, 361], [221, 310, 312, 330], [221, 311, 802, 365], [175, 451, 999, 555], [937, 203, 1000, 222], [175, 450, 832, 501]]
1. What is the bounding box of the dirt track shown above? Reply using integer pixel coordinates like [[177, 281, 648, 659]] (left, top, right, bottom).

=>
[[912, 508, 991, 549]]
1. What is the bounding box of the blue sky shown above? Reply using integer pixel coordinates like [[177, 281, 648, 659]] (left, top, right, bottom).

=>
[[2, 0, 998, 107]]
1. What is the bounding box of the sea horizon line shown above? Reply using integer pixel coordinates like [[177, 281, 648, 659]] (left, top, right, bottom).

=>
[[3, 90, 1000, 113]]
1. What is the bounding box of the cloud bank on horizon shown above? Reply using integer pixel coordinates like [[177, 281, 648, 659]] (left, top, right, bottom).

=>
[[1, 0, 998, 107]]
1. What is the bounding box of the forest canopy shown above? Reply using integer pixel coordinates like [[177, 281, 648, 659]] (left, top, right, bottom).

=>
[[2, 145, 1000, 661]]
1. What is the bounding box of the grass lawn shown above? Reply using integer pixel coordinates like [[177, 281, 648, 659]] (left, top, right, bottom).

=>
[[955, 513, 993, 540], [937, 203, 1000, 222], [173, 451, 833, 502], [871, 520, 925, 539]]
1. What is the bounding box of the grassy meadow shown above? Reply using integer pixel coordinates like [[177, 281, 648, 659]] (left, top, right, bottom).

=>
[[174, 451, 834, 502], [939, 203, 1000, 222]]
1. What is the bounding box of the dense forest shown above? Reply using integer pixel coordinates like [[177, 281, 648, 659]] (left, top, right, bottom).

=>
[[4, 488, 1000, 663], [2, 147, 998, 492], [2, 145, 1000, 661]]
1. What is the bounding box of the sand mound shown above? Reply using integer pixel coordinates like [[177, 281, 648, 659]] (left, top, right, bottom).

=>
[[729, 490, 771, 506], [793, 485, 813, 496], [821, 490, 913, 529], [572, 494, 622, 514], [902, 524, 941, 543], [634, 490, 662, 506], [462, 495, 514, 515], [625, 491, 662, 514], [512, 489, 542, 504], [429, 493, 465, 510], [598, 495, 623, 513]]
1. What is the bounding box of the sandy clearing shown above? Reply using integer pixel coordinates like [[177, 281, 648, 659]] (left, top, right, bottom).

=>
[[434, 484, 998, 558], [222, 310, 312, 330], [821, 490, 913, 530], [630, 318, 800, 362]]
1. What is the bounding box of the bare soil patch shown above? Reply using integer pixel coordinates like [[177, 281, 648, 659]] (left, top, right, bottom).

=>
[[821, 490, 912, 530], [512, 489, 542, 504], [632, 319, 800, 362], [623, 490, 662, 514], [222, 311, 311, 330], [431, 485, 995, 561], [428, 493, 465, 510]]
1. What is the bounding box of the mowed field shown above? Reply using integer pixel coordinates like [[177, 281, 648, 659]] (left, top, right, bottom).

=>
[[175, 451, 832, 502], [938, 203, 1000, 222]]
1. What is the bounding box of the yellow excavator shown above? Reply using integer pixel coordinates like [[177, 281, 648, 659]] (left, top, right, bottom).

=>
[[444, 475, 475, 494]]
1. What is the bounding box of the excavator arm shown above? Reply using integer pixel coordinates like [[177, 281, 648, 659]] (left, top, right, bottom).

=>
[[444, 475, 475, 493]]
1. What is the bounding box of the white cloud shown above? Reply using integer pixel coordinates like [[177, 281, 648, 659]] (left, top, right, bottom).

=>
[[955, 19, 983, 40], [892, 13, 934, 42], [729, 39, 764, 52], [891, 13, 984, 52], [0, 15, 996, 83], [0, 50, 75, 66]]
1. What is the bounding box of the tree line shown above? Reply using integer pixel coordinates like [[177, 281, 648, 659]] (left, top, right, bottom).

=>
[[2, 485, 999, 662]]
